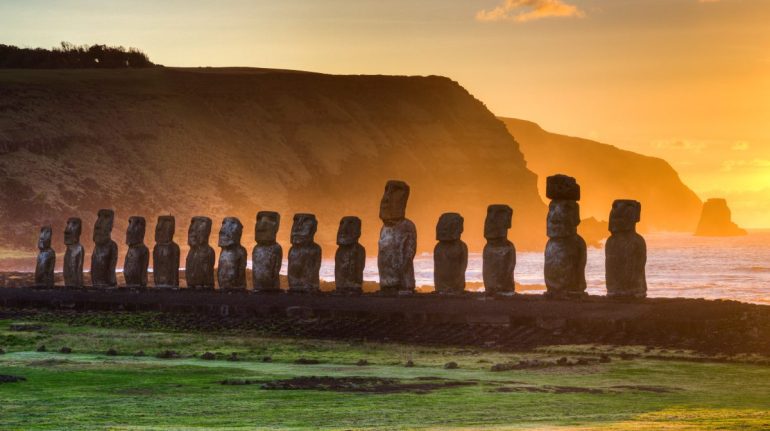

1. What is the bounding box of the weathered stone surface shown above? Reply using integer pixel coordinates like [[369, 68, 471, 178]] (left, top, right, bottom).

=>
[[335, 216, 365, 294], [153, 215, 180, 288], [483, 204, 516, 295], [63, 217, 84, 288], [124, 216, 149, 288], [288, 214, 321, 293], [378, 180, 416, 294], [434, 213, 467, 294], [34, 226, 55, 287], [185, 216, 215, 289], [606, 199, 646, 298], [544, 176, 587, 299], [544, 235, 587, 296], [546, 200, 580, 238], [91, 209, 118, 288], [217, 217, 247, 290], [252, 211, 282, 292], [546, 174, 581, 201], [694, 198, 747, 237]]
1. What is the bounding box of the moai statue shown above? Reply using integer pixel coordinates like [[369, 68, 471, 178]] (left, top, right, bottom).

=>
[[217, 217, 247, 290], [482, 205, 516, 296], [288, 213, 322, 293], [63, 217, 84, 288], [606, 199, 647, 298], [153, 216, 180, 288], [123, 216, 149, 288], [252, 211, 282, 292], [377, 180, 417, 294], [91, 209, 118, 288], [544, 175, 587, 299], [185, 216, 215, 289], [434, 213, 467, 294], [34, 226, 55, 288], [334, 216, 365, 294]]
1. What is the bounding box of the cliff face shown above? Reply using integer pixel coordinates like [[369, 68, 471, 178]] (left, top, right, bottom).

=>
[[0, 68, 545, 268], [501, 118, 703, 233], [695, 199, 747, 237]]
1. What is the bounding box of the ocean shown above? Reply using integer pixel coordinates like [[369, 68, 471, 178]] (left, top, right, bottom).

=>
[[308, 231, 770, 305]]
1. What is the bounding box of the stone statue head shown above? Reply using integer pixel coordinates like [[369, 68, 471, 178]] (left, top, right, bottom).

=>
[[436, 213, 463, 241], [337, 216, 361, 246], [546, 174, 581, 201], [609, 199, 641, 233], [188, 216, 212, 247], [255, 211, 280, 243], [93, 209, 115, 245], [155, 216, 175, 244], [218, 217, 243, 248], [38, 225, 52, 250], [547, 200, 580, 238], [64, 217, 82, 246], [291, 213, 318, 245], [484, 204, 513, 240], [379, 180, 410, 223], [126, 216, 146, 246]]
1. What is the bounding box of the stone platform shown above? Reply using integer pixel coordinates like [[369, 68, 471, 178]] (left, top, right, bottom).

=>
[[1, 286, 768, 355]]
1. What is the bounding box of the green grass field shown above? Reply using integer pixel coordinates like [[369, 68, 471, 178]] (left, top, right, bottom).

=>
[[1, 316, 769, 430]]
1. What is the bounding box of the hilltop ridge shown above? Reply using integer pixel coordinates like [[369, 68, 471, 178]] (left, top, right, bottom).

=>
[[0, 67, 545, 267]]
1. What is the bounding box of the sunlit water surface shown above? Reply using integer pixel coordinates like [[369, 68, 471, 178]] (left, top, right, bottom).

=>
[[293, 231, 770, 304]]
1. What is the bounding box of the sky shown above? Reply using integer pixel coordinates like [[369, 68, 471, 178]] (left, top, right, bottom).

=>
[[1, 0, 768, 227]]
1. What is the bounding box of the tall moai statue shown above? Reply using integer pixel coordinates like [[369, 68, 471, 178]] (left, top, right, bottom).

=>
[[34, 226, 55, 288], [482, 205, 516, 296], [288, 213, 322, 293], [606, 199, 647, 298], [434, 213, 467, 294], [252, 211, 282, 292], [544, 175, 587, 298], [63, 217, 84, 288], [217, 217, 247, 290], [153, 216, 180, 288], [123, 216, 149, 288], [185, 216, 215, 289], [91, 209, 118, 288], [377, 180, 417, 294], [334, 216, 365, 294]]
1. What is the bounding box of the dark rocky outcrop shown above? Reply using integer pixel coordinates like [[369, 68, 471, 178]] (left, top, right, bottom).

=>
[[694, 198, 747, 237]]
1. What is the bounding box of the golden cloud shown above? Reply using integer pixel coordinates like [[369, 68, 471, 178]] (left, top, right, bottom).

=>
[[476, 0, 585, 23]]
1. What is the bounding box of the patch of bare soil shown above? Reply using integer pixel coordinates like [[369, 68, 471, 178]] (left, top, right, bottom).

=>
[[259, 376, 476, 394], [0, 374, 26, 383]]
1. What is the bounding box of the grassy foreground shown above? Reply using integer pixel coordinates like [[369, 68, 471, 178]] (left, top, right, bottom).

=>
[[0, 316, 769, 430]]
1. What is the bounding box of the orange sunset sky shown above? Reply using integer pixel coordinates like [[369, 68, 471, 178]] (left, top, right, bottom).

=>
[[1, 0, 768, 227]]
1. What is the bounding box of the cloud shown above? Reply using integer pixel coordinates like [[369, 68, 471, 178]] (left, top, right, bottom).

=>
[[476, 0, 585, 23], [652, 139, 708, 153], [721, 159, 770, 172], [731, 141, 750, 151]]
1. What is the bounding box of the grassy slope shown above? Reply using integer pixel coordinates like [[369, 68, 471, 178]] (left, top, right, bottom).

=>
[[1, 318, 769, 430]]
